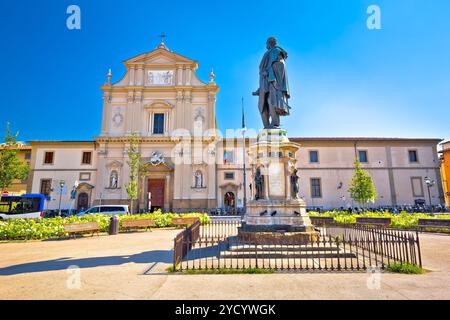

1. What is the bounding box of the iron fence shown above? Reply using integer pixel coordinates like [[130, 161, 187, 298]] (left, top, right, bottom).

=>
[[173, 220, 422, 272]]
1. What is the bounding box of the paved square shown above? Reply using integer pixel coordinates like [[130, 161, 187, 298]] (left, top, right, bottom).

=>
[[0, 231, 449, 300]]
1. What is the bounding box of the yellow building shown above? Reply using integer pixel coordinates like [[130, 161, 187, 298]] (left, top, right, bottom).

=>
[[0, 143, 32, 196], [441, 141, 450, 208]]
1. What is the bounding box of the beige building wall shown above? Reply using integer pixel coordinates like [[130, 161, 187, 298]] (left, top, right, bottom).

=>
[[216, 138, 443, 210], [28, 142, 97, 211]]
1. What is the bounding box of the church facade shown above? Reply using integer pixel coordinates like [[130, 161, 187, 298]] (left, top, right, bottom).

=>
[[27, 43, 445, 212]]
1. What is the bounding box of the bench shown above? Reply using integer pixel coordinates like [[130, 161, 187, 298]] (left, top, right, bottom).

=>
[[64, 222, 100, 238], [121, 219, 156, 232], [417, 219, 450, 232], [171, 217, 200, 228], [356, 217, 391, 228], [310, 216, 335, 226]]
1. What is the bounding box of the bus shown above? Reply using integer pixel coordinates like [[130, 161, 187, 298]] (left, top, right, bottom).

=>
[[0, 194, 45, 220]]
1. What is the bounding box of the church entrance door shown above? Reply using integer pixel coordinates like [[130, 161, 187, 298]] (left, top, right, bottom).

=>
[[148, 179, 165, 211], [224, 192, 236, 209], [77, 192, 89, 211]]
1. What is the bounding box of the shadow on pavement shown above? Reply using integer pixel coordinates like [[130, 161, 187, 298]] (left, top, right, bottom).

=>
[[0, 250, 173, 276]]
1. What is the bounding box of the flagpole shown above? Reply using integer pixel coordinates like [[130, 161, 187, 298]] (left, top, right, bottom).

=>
[[241, 98, 247, 214]]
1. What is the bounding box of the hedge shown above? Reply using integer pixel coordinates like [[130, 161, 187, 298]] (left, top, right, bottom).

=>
[[309, 211, 450, 229], [0, 210, 210, 241]]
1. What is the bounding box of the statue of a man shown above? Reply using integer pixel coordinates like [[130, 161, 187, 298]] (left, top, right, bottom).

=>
[[254, 168, 264, 200], [253, 37, 291, 129], [290, 169, 300, 199]]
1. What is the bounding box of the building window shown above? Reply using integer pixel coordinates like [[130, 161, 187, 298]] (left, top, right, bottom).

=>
[[24, 153, 31, 160], [224, 150, 235, 164], [309, 151, 319, 163], [310, 178, 322, 198], [358, 150, 368, 163], [82, 152, 92, 165], [79, 172, 91, 181], [40, 179, 52, 196], [224, 172, 235, 180], [44, 152, 54, 165], [153, 113, 165, 134], [411, 177, 424, 197], [409, 150, 419, 163]]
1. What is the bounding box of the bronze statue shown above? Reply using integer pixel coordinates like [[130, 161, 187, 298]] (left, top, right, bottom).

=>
[[290, 168, 300, 199], [253, 37, 291, 129], [254, 168, 264, 200]]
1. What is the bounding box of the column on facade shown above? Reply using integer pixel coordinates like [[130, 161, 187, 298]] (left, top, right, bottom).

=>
[[129, 67, 135, 86], [101, 93, 111, 136], [177, 66, 183, 86], [186, 68, 191, 86], [133, 91, 143, 133], [126, 92, 134, 134], [136, 65, 144, 86]]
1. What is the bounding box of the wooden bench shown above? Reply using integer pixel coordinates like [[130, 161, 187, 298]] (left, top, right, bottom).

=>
[[121, 219, 156, 232], [171, 217, 200, 228], [356, 217, 391, 228], [417, 219, 450, 232], [64, 222, 100, 238], [310, 216, 335, 226]]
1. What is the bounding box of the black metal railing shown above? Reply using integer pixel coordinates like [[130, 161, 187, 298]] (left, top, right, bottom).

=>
[[173, 220, 201, 267], [172, 220, 422, 272]]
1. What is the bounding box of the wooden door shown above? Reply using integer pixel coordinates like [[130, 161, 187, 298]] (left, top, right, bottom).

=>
[[77, 193, 89, 211], [148, 179, 165, 209]]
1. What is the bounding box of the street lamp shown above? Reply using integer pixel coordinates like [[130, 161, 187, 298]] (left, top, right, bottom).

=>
[[241, 98, 248, 213], [58, 180, 66, 217], [424, 177, 436, 210]]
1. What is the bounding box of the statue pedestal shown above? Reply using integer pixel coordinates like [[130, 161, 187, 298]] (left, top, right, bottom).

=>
[[238, 129, 319, 244]]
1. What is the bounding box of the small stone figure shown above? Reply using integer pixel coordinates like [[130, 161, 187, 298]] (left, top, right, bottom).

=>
[[290, 169, 300, 199], [254, 168, 264, 200], [110, 171, 118, 189], [194, 170, 203, 188]]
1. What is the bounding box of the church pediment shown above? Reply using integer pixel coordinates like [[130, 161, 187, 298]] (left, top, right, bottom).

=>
[[125, 48, 197, 68]]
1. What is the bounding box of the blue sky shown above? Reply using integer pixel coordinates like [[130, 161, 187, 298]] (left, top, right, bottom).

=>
[[0, 0, 449, 142]]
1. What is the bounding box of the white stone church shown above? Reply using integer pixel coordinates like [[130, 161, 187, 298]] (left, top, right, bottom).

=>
[[27, 42, 445, 212]]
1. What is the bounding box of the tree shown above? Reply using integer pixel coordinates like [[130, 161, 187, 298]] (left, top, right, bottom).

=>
[[348, 160, 378, 206], [0, 123, 30, 193], [124, 134, 142, 214]]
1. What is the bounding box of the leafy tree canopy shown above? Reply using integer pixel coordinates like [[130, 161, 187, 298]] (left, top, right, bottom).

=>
[[348, 160, 378, 206], [0, 122, 30, 192]]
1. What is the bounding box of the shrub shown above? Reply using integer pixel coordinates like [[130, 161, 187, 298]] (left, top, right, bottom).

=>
[[309, 211, 449, 229], [386, 263, 424, 274], [0, 211, 210, 241]]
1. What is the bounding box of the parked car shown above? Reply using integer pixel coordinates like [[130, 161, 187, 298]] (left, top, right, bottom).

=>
[[76, 205, 130, 217]]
